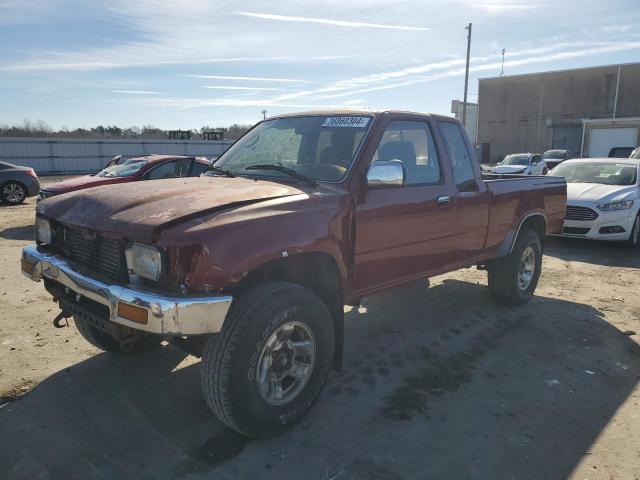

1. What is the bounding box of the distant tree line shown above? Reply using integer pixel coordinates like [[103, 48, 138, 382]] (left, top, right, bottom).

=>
[[0, 119, 253, 140]]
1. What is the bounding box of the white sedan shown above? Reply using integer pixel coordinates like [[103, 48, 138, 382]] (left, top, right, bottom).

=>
[[493, 153, 547, 175], [550, 158, 640, 247]]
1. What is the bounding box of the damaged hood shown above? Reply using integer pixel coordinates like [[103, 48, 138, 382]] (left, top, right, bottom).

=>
[[37, 176, 305, 241]]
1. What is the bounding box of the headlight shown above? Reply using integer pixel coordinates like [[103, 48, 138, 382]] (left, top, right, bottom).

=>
[[130, 243, 162, 281], [597, 200, 634, 211], [35, 217, 52, 244]]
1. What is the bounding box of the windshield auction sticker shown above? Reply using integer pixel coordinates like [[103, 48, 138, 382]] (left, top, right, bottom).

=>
[[322, 117, 370, 128]]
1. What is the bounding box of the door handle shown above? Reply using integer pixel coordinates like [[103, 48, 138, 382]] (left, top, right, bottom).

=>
[[436, 195, 451, 205]]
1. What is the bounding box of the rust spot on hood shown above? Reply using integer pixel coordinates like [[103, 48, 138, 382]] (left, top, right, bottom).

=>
[[37, 177, 305, 242]]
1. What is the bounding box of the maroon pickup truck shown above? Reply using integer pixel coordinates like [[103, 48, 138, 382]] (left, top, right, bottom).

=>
[[22, 110, 566, 437]]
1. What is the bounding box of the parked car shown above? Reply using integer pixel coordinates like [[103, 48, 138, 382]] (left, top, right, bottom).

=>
[[608, 147, 636, 158], [0, 161, 41, 205], [550, 158, 640, 246], [22, 110, 566, 438], [38, 155, 213, 200], [542, 149, 574, 169], [494, 153, 547, 175]]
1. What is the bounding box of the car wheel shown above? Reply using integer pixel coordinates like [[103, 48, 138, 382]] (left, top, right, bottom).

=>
[[1, 182, 26, 204], [625, 213, 640, 248], [488, 228, 543, 305], [201, 281, 335, 438]]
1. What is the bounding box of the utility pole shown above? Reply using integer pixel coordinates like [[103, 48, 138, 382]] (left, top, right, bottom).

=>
[[500, 48, 505, 76], [261, 109, 268, 120], [462, 22, 472, 128]]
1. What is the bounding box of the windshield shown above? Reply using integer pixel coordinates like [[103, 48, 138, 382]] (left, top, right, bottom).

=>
[[502, 154, 530, 166], [214, 115, 372, 182], [551, 162, 637, 185], [543, 150, 566, 159], [96, 159, 148, 178]]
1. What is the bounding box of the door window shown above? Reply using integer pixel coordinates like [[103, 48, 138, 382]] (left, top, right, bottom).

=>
[[372, 121, 441, 185], [439, 122, 476, 191], [145, 159, 192, 180]]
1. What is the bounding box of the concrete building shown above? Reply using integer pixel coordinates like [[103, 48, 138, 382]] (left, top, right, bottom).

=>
[[451, 100, 478, 144], [476, 62, 640, 163]]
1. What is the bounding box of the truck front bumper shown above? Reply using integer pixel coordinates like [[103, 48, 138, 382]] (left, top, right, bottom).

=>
[[21, 245, 233, 336]]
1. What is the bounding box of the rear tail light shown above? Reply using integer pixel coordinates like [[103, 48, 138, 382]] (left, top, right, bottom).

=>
[[26, 168, 37, 178]]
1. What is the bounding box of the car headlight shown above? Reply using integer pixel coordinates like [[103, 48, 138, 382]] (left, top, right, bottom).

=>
[[130, 243, 162, 281], [35, 217, 52, 244], [597, 200, 634, 211]]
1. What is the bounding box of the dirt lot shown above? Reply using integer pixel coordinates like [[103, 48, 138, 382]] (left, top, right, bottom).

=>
[[1, 180, 639, 479]]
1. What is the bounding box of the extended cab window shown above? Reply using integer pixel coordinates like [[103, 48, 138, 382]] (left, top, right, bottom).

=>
[[439, 122, 476, 191], [372, 121, 441, 185], [145, 159, 192, 180]]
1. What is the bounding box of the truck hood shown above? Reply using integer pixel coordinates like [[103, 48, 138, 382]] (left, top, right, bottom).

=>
[[494, 165, 528, 174], [43, 174, 130, 193], [566, 182, 637, 204], [37, 177, 305, 241]]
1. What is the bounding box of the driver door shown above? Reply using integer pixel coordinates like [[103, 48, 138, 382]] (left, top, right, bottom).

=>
[[352, 119, 458, 296]]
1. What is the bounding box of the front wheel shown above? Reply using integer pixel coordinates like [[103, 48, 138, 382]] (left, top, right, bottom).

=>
[[488, 228, 543, 305], [625, 213, 640, 248], [201, 282, 335, 438]]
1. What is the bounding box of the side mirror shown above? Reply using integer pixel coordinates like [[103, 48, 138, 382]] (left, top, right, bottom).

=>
[[366, 160, 405, 189]]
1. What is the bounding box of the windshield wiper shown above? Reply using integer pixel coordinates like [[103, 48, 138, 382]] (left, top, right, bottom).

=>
[[206, 165, 236, 178], [245, 163, 317, 186]]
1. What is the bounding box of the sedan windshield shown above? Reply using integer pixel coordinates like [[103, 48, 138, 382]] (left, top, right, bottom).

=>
[[551, 162, 637, 185], [96, 159, 148, 178], [502, 154, 530, 166], [214, 115, 372, 182]]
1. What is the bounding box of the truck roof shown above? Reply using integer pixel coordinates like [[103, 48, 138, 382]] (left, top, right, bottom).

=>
[[269, 109, 456, 122]]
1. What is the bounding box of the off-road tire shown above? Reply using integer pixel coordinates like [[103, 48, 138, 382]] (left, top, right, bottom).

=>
[[488, 228, 542, 305], [624, 213, 640, 248], [73, 315, 156, 353], [201, 281, 335, 438]]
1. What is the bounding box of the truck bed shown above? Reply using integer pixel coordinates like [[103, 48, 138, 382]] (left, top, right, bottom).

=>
[[481, 174, 567, 258]]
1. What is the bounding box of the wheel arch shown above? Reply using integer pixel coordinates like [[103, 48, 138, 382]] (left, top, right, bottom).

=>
[[495, 212, 547, 258], [235, 251, 345, 368]]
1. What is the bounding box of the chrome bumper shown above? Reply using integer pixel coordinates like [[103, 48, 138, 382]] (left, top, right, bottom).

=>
[[21, 245, 233, 335]]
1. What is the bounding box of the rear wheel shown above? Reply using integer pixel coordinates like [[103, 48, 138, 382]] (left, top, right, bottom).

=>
[[201, 281, 335, 438], [488, 228, 542, 305], [625, 213, 640, 248], [1, 182, 26, 204]]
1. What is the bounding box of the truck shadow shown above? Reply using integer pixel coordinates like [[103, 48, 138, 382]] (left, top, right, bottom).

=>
[[0, 225, 34, 241], [1, 279, 638, 479], [545, 236, 640, 268]]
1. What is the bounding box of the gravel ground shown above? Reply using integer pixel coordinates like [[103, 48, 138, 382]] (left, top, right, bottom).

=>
[[0, 179, 638, 479]]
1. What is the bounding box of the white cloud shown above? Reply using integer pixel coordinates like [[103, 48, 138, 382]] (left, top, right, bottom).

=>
[[236, 11, 429, 31], [201, 86, 282, 91], [111, 90, 162, 95], [183, 74, 310, 83]]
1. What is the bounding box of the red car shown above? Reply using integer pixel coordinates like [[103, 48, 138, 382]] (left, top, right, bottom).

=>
[[38, 155, 213, 200]]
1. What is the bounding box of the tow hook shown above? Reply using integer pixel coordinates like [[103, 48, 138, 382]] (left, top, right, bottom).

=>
[[53, 311, 72, 328]]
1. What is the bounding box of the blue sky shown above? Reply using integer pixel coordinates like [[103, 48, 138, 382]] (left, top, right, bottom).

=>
[[1, 0, 639, 130]]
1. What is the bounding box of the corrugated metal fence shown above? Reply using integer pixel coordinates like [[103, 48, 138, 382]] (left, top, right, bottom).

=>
[[0, 137, 234, 174]]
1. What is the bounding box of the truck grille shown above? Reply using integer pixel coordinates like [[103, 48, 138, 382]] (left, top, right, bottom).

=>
[[57, 226, 126, 282], [565, 205, 598, 221]]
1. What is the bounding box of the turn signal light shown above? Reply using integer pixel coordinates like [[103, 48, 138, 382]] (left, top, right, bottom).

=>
[[116, 302, 148, 324]]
